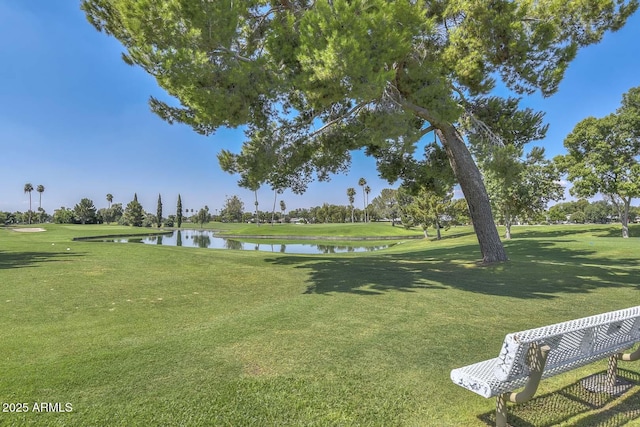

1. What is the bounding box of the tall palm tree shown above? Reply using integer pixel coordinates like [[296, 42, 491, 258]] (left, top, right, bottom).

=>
[[36, 185, 45, 223], [365, 185, 371, 223], [358, 178, 367, 222], [24, 183, 33, 224], [106, 193, 113, 208], [36, 185, 45, 210], [347, 187, 356, 223]]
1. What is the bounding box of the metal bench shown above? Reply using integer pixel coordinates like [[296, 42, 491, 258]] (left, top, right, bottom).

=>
[[450, 306, 640, 426]]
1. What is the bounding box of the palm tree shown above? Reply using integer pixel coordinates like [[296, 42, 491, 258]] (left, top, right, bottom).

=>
[[347, 187, 356, 223], [106, 193, 113, 208], [365, 185, 371, 223], [358, 178, 367, 222], [24, 183, 33, 224], [36, 185, 45, 222], [37, 185, 45, 209]]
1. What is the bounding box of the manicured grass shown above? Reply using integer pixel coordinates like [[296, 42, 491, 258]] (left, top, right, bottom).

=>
[[0, 223, 639, 426]]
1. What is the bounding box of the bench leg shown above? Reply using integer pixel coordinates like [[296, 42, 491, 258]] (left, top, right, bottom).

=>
[[506, 344, 551, 403], [495, 343, 551, 427], [607, 346, 640, 389], [496, 394, 508, 427], [582, 346, 640, 395], [606, 354, 618, 389]]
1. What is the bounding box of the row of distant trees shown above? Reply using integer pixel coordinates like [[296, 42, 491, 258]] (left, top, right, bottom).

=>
[[1, 193, 207, 228], [214, 190, 640, 231], [548, 200, 640, 225], [3, 189, 639, 231]]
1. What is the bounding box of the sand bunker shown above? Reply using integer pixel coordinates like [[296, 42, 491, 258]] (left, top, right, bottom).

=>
[[11, 227, 46, 232]]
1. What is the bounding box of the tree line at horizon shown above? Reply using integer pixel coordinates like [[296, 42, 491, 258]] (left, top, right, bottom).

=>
[[3, 186, 639, 236]]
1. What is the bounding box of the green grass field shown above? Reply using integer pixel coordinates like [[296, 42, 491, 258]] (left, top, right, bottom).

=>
[[1, 223, 639, 426]]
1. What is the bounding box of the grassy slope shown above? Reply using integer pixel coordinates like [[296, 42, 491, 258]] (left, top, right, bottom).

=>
[[0, 224, 639, 426]]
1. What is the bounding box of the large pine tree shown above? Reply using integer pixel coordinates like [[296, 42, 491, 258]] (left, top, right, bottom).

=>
[[123, 193, 144, 227]]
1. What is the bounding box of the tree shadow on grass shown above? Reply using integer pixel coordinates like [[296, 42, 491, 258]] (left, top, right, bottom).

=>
[[477, 369, 640, 426], [0, 250, 85, 270], [265, 238, 640, 298]]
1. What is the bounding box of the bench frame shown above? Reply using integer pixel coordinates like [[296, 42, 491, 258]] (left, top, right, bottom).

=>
[[450, 306, 640, 427]]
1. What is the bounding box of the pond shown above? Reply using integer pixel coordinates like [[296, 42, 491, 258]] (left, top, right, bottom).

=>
[[90, 230, 396, 254]]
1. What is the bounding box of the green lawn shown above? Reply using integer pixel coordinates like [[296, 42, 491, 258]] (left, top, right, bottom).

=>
[[1, 223, 639, 426]]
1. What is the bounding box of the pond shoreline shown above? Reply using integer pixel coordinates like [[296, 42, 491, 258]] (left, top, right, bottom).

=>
[[74, 229, 404, 254], [73, 229, 424, 242], [216, 233, 423, 241], [72, 231, 174, 241]]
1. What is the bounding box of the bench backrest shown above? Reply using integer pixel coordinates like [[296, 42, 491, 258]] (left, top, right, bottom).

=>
[[494, 306, 640, 382]]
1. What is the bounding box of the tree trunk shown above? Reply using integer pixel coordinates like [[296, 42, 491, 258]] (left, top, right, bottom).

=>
[[610, 195, 631, 238], [365, 193, 369, 223], [436, 221, 442, 240], [619, 197, 631, 239], [436, 125, 508, 263], [621, 197, 631, 238], [271, 190, 277, 226], [504, 210, 512, 240], [254, 190, 260, 227]]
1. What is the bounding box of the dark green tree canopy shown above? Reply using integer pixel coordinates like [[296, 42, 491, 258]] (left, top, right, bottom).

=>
[[82, 0, 635, 146], [124, 194, 145, 227], [74, 198, 98, 224], [177, 194, 183, 229], [82, 0, 637, 262], [157, 194, 163, 228]]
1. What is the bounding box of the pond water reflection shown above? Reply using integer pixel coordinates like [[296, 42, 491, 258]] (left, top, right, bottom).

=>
[[93, 230, 395, 254]]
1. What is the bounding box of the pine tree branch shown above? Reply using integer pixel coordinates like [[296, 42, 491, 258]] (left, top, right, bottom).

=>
[[309, 101, 370, 138]]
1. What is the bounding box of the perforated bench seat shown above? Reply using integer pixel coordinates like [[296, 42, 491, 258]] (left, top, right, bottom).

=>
[[450, 344, 638, 398], [450, 305, 640, 426]]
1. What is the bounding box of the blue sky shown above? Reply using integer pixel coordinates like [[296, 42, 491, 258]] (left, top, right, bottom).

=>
[[1, 2, 639, 215]]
